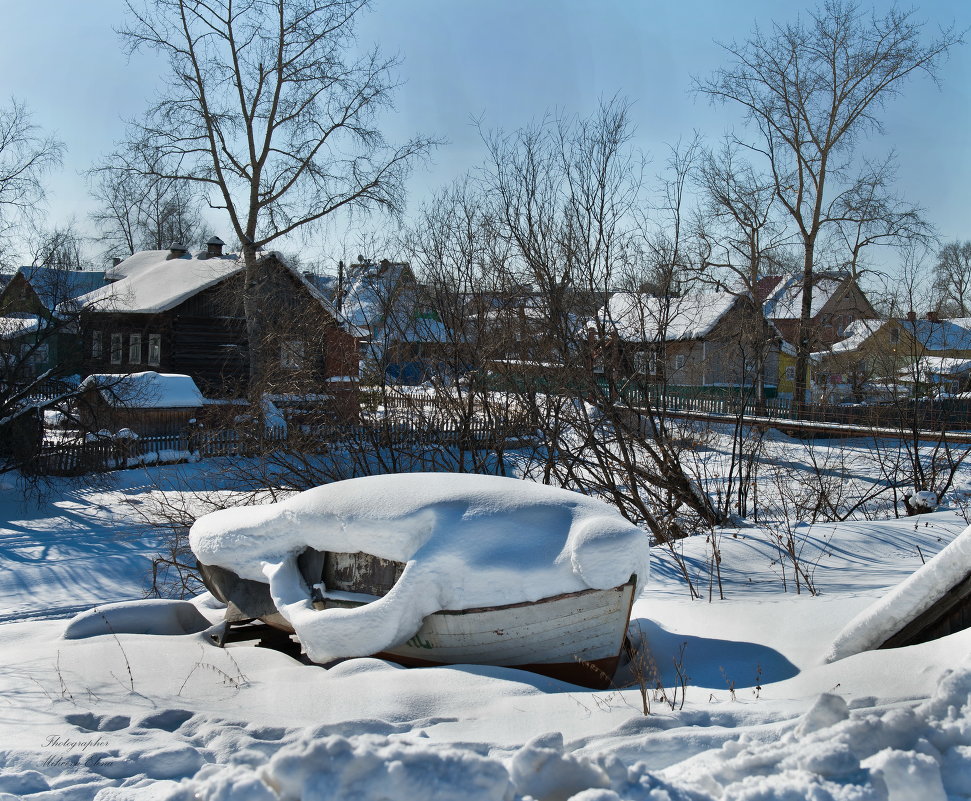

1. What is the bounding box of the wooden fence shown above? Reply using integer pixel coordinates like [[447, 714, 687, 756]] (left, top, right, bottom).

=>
[[619, 388, 971, 431], [26, 418, 533, 476]]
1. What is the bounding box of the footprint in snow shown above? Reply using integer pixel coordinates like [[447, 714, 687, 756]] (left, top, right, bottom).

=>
[[65, 712, 130, 732]]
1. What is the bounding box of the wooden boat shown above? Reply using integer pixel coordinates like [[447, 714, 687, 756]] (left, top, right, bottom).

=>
[[198, 550, 637, 689]]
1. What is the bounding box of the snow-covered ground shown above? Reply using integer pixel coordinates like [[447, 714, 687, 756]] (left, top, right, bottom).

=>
[[1, 460, 971, 800]]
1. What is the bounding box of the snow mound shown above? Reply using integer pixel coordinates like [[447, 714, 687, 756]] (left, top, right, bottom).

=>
[[80, 371, 209, 408], [63, 600, 215, 639], [190, 473, 650, 664], [827, 522, 971, 661]]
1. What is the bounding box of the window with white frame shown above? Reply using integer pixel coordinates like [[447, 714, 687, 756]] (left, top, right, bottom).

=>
[[91, 331, 102, 359], [890, 327, 900, 345], [148, 334, 161, 366], [649, 351, 658, 375], [110, 334, 123, 365], [633, 351, 647, 374], [785, 365, 796, 381], [281, 339, 305, 369], [674, 354, 686, 371], [129, 333, 142, 364]]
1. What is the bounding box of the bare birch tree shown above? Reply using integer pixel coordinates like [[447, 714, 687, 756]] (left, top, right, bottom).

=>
[[696, 0, 959, 411], [118, 0, 435, 389]]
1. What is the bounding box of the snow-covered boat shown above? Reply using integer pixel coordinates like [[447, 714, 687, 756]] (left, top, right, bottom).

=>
[[190, 473, 650, 688], [199, 554, 638, 687]]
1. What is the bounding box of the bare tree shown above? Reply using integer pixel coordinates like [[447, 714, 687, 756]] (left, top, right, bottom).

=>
[[90, 150, 204, 261], [0, 100, 64, 268], [28, 220, 89, 270], [118, 0, 436, 389], [694, 139, 788, 294], [697, 0, 959, 411], [932, 241, 971, 317]]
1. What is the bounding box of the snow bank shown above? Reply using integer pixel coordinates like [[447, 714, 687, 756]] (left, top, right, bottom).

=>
[[828, 522, 971, 661], [63, 600, 214, 639], [190, 473, 650, 664], [157, 667, 971, 801], [663, 667, 971, 801]]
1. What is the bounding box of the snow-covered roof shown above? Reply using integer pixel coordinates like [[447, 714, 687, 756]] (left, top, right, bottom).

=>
[[339, 261, 446, 343], [817, 319, 887, 356], [0, 315, 40, 340], [908, 356, 971, 377], [13, 266, 107, 311], [601, 291, 741, 342], [79, 250, 243, 314], [904, 318, 971, 353], [762, 274, 847, 320], [829, 521, 971, 661], [80, 371, 209, 408], [190, 472, 650, 665], [339, 261, 411, 330]]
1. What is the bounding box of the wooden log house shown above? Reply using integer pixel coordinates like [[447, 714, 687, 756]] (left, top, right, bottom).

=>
[[76, 241, 360, 420]]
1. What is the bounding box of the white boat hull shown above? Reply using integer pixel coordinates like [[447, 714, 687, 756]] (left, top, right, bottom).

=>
[[199, 559, 637, 687]]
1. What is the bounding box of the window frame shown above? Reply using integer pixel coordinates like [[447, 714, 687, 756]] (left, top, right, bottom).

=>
[[128, 333, 142, 364], [110, 333, 123, 365], [147, 333, 161, 366]]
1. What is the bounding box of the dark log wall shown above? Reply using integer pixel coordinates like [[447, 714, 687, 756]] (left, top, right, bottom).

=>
[[172, 281, 248, 396]]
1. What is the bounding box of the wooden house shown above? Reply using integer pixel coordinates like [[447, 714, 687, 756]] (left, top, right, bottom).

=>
[[75, 243, 360, 419], [0, 266, 106, 379], [337, 258, 450, 383], [753, 272, 878, 401], [754, 272, 879, 351], [597, 291, 780, 396], [812, 313, 971, 401]]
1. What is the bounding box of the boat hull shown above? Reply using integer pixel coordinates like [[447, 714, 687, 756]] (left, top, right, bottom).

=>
[[198, 560, 636, 688]]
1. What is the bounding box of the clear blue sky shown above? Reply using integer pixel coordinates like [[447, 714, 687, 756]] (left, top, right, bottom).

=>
[[1, 0, 968, 272]]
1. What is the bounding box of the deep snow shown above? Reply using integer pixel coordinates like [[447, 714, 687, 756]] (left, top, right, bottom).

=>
[[1, 461, 971, 799]]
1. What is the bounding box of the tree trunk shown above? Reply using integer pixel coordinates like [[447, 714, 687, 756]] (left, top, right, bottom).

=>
[[793, 242, 815, 417]]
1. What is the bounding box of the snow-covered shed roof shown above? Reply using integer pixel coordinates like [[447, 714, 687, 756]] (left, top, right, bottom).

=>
[[829, 521, 971, 661], [79, 250, 243, 314], [13, 266, 107, 311], [601, 291, 741, 342], [762, 274, 847, 320], [80, 371, 210, 408]]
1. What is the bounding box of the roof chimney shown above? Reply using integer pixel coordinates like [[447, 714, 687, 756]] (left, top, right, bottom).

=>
[[167, 242, 189, 260], [112, 257, 123, 267], [205, 236, 225, 258], [927, 310, 940, 323], [906, 310, 917, 323]]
